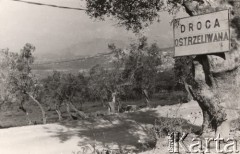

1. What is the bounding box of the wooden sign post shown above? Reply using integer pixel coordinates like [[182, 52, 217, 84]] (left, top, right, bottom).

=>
[[173, 10, 230, 57]]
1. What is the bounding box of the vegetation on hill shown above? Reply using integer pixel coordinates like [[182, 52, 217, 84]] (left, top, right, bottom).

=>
[[0, 37, 181, 126]]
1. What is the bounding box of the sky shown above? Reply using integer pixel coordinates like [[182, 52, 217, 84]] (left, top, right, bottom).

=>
[[0, 0, 187, 59]]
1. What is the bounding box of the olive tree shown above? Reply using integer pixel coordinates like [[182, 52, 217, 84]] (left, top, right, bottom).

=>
[[0, 49, 17, 106], [0, 44, 47, 124], [88, 65, 124, 113], [86, 0, 240, 137], [42, 71, 88, 120], [120, 37, 162, 107]]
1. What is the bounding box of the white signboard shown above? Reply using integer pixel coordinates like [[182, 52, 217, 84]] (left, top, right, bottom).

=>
[[173, 10, 230, 57]]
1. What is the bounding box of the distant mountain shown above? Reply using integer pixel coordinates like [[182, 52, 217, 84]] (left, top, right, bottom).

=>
[[33, 47, 174, 70], [32, 53, 113, 79], [32, 54, 113, 71], [62, 38, 128, 56], [32, 39, 174, 79], [35, 38, 129, 61]]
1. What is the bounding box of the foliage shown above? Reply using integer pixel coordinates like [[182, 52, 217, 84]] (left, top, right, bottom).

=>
[[0, 44, 39, 105], [0, 49, 19, 105], [88, 44, 126, 103], [7, 44, 37, 101], [174, 56, 193, 89], [0, 44, 47, 124], [42, 71, 89, 109], [86, 0, 182, 33], [86, 37, 165, 104], [121, 37, 162, 98]]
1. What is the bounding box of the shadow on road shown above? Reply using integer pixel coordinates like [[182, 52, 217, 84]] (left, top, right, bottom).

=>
[[43, 110, 200, 152]]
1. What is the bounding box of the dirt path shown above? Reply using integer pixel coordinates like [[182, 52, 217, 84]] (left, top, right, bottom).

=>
[[0, 101, 202, 154]]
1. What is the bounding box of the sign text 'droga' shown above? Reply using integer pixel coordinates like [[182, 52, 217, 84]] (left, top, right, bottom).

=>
[[173, 10, 230, 57]]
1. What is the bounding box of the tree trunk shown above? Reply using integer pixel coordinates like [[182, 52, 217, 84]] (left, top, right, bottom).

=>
[[56, 110, 62, 121], [117, 101, 122, 112], [107, 92, 117, 114], [108, 101, 116, 114], [183, 79, 193, 101], [143, 89, 151, 107], [68, 102, 87, 119], [179, 0, 240, 138], [19, 100, 32, 125], [27, 94, 47, 124], [55, 103, 62, 121], [187, 55, 240, 137], [66, 102, 72, 118]]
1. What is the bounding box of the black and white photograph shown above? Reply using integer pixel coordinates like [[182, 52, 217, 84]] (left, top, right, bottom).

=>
[[0, 0, 240, 153]]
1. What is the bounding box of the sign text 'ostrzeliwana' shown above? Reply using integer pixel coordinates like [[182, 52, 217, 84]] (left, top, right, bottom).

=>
[[173, 10, 230, 57]]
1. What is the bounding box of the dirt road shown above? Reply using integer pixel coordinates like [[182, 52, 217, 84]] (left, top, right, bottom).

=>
[[0, 101, 202, 154]]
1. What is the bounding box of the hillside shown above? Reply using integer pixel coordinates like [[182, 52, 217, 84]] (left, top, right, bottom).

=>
[[32, 47, 174, 78], [34, 38, 129, 61], [32, 46, 174, 79]]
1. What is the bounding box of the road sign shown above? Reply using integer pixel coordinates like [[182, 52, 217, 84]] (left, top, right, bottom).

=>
[[173, 10, 230, 57]]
